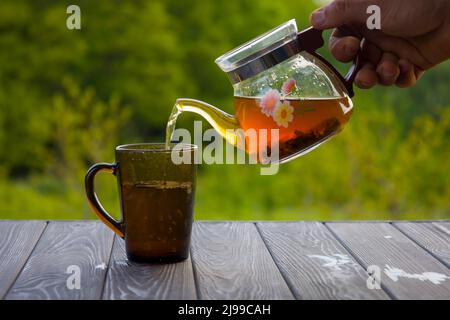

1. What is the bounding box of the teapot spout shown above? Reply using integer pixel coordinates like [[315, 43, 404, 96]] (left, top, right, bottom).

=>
[[174, 98, 241, 146]]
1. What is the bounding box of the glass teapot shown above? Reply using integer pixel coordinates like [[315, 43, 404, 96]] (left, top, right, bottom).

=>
[[169, 19, 360, 163]]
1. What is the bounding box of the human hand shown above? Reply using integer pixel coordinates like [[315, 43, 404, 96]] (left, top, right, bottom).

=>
[[310, 0, 450, 88]]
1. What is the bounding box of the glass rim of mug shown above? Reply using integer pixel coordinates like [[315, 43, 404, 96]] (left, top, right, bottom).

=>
[[116, 143, 197, 153]]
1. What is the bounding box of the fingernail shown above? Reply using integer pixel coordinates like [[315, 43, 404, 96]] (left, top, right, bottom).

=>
[[356, 77, 372, 88], [358, 81, 371, 88], [311, 10, 326, 27], [344, 44, 357, 57], [383, 68, 396, 79]]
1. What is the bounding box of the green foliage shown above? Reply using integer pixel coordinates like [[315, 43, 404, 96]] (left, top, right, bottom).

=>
[[0, 0, 448, 220], [47, 77, 130, 183]]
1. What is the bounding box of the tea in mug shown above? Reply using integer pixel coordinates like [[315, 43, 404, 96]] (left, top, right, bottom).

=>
[[121, 180, 195, 262], [85, 143, 197, 263]]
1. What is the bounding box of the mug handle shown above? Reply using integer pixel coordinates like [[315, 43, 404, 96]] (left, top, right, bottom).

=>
[[85, 162, 124, 238]]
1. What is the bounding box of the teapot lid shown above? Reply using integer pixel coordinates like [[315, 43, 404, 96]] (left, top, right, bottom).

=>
[[215, 19, 324, 84]]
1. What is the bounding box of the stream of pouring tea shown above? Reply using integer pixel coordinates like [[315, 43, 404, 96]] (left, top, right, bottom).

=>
[[165, 103, 181, 149]]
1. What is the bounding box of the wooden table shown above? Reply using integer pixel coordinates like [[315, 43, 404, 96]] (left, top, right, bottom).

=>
[[0, 220, 449, 300]]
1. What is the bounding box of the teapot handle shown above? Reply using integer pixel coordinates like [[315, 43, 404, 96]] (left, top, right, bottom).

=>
[[343, 55, 362, 98], [298, 27, 363, 98]]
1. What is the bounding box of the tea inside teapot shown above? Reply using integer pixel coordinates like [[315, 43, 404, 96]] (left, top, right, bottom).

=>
[[234, 95, 352, 161]]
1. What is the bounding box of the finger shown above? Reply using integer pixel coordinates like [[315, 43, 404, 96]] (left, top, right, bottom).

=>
[[376, 52, 400, 86], [355, 62, 378, 89], [396, 60, 417, 88], [310, 0, 368, 30], [361, 40, 382, 66], [329, 34, 361, 63], [364, 31, 433, 70]]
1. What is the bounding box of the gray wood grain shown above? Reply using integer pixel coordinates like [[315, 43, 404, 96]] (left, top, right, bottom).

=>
[[103, 236, 197, 300], [190, 222, 294, 300], [0, 220, 47, 299], [257, 222, 390, 299], [6, 221, 114, 300], [327, 222, 450, 299], [394, 222, 450, 268]]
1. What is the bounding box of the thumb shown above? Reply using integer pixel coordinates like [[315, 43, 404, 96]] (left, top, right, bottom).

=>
[[310, 0, 369, 30]]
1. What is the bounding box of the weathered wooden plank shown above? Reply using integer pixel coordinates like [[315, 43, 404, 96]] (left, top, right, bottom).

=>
[[257, 222, 390, 300], [103, 236, 197, 300], [327, 222, 450, 299], [394, 222, 450, 268], [190, 222, 294, 300], [6, 221, 114, 300], [0, 220, 47, 299]]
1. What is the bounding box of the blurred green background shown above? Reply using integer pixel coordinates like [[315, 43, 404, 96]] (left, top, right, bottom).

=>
[[0, 0, 449, 221]]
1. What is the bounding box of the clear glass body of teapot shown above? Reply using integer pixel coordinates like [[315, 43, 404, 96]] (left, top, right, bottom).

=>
[[168, 20, 354, 164]]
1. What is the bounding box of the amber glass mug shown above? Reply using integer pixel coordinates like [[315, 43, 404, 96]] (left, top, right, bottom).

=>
[[85, 143, 197, 263]]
